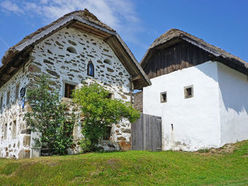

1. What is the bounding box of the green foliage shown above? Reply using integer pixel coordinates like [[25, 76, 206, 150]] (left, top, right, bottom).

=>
[[73, 82, 140, 152], [24, 75, 75, 155]]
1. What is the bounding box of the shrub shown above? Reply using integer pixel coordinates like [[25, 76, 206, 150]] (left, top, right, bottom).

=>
[[73, 82, 140, 152], [24, 75, 75, 155]]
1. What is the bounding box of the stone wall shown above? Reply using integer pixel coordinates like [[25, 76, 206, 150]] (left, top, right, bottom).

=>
[[0, 27, 134, 158], [0, 65, 31, 158], [28, 27, 133, 153]]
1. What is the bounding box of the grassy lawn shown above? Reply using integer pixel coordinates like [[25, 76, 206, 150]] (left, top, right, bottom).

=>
[[0, 141, 248, 185]]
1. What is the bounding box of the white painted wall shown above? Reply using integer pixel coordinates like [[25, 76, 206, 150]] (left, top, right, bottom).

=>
[[143, 61, 221, 151], [217, 63, 248, 145]]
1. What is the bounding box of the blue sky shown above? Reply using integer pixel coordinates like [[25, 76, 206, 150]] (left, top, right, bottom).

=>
[[0, 0, 247, 66]]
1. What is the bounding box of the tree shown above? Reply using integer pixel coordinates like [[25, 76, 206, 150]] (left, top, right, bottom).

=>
[[73, 82, 140, 152], [24, 75, 75, 155]]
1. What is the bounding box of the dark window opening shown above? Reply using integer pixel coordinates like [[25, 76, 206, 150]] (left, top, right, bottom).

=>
[[106, 93, 113, 99], [103, 126, 112, 140], [87, 62, 94, 77], [0, 96, 3, 111], [103, 59, 111, 65], [15, 83, 20, 101], [66, 46, 77, 54], [160, 92, 167, 103], [184, 86, 193, 99], [7, 91, 10, 105], [64, 83, 76, 98], [4, 123, 7, 140], [12, 120, 16, 139]]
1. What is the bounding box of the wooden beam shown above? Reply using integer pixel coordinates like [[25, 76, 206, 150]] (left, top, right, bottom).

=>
[[1, 74, 11, 81], [7, 66, 17, 74], [132, 75, 142, 81], [71, 22, 111, 39]]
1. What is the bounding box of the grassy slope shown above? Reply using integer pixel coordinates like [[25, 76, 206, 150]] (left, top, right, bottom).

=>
[[0, 141, 248, 185]]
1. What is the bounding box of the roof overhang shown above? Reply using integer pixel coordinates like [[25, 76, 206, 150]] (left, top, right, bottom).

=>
[[0, 14, 150, 89], [141, 33, 248, 76]]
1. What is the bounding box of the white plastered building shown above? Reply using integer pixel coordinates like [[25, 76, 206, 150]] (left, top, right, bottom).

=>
[[140, 29, 248, 151]]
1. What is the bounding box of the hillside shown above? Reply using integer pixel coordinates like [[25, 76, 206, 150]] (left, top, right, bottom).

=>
[[0, 141, 248, 185]]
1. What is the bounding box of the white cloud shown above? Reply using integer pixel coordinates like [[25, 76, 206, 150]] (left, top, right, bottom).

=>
[[0, 0, 139, 30], [0, 0, 145, 56], [0, 0, 23, 14]]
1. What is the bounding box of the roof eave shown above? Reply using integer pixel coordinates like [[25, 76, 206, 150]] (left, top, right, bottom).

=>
[[114, 34, 151, 87], [1, 13, 150, 89]]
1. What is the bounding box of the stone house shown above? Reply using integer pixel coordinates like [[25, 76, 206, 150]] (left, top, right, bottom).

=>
[[140, 29, 248, 151], [0, 9, 150, 158]]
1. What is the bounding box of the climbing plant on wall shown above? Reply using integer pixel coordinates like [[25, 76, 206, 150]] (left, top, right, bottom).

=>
[[24, 75, 76, 155], [73, 82, 140, 152]]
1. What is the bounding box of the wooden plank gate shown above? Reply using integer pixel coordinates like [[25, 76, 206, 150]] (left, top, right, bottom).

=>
[[131, 113, 162, 151]]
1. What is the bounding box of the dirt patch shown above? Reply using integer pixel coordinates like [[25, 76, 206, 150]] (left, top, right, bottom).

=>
[[196, 143, 237, 155], [210, 144, 236, 154]]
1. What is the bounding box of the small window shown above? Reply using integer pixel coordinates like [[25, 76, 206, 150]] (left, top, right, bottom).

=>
[[15, 83, 20, 101], [0, 96, 3, 111], [103, 59, 111, 65], [66, 46, 77, 54], [4, 123, 7, 140], [107, 93, 113, 99], [6, 91, 10, 105], [12, 120, 16, 139], [87, 61, 94, 77], [160, 91, 167, 103], [184, 86, 193, 99], [64, 83, 76, 98], [103, 126, 112, 140]]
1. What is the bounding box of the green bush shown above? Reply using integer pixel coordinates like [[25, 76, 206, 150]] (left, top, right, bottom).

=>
[[24, 75, 75, 155], [73, 82, 140, 152]]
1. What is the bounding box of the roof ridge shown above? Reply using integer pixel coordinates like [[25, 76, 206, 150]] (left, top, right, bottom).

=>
[[150, 28, 247, 64], [1, 9, 114, 64]]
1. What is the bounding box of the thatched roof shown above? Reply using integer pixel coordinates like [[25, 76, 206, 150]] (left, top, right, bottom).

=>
[[1, 9, 114, 65], [0, 9, 150, 89], [141, 29, 248, 74]]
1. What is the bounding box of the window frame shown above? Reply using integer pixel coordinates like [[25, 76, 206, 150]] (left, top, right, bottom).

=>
[[160, 91, 167, 103], [12, 120, 17, 139], [4, 123, 7, 140], [6, 91, 10, 106], [87, 61, 94, 77], [0, 96, 3, 111], [64, 82, 76, 99], [184, 85, 194, 99]]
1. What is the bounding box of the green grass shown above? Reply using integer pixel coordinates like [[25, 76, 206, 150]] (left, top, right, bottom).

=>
[[1, 141, 248, 185]]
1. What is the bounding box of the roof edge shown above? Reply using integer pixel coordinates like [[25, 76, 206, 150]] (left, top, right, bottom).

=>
[[141, 28, 247, 71]]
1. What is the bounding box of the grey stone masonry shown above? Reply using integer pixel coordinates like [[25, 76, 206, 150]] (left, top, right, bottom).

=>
[[0, 27, 134, 158]]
